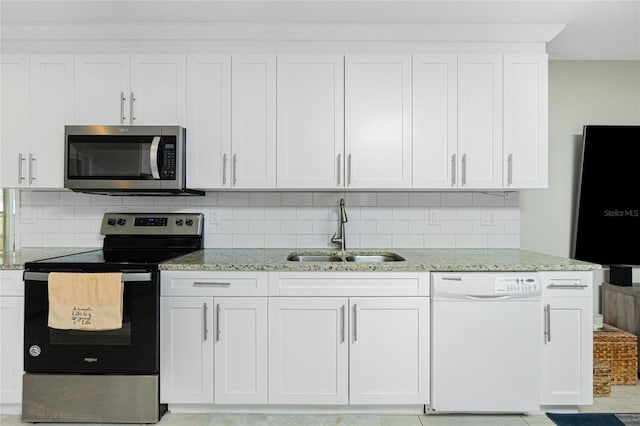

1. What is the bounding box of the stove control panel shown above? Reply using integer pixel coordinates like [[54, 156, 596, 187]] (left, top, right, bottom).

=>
[[101, 213, 203, 236]]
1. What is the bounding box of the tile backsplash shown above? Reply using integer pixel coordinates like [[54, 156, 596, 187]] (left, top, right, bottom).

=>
[[17, 191, 520, 249]]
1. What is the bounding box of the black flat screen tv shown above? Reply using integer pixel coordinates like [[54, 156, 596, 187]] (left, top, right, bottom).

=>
[[573, 125, 640, 266]]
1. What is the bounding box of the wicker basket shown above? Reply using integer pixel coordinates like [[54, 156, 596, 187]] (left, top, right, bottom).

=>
[[593, 324, 638, 385], [593, 359, 611, 397]]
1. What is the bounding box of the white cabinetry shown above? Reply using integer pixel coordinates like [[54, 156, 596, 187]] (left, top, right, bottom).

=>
[[1, 55, 72, 188], [268, 272, 429, 406], [277, 55, 344, 189], [345, 55, 412, 189], [457, 54, 503, 189], [540, 271, 593, 406], [0, 271, 24, 413], [160, 272, 268, 405], [185, 55, 231, 189], [74, 54, 186, 125], [503, 54, 549, 188]]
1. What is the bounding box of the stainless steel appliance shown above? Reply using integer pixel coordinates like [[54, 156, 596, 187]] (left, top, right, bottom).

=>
[[64, 125, 203, 196], [22, 212, 204, 423]]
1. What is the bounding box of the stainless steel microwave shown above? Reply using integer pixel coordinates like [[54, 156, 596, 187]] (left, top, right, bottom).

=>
[[64, 125, 202, 196]]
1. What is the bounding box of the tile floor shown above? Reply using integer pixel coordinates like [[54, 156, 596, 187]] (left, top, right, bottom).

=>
[[1, 384, 639, 425]]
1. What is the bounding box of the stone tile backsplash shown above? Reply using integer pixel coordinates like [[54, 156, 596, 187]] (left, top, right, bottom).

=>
[[16, 191, 520, 249]]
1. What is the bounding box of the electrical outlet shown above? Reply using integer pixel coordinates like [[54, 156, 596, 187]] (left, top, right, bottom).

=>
[[481, 211, 496, 226], [21, 207, 36, 224], [429, 210, 440, 225], [209, 208, 220, 224]]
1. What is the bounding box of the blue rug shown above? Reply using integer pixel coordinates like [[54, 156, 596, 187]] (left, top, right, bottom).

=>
[[547, 413, 640, 425]]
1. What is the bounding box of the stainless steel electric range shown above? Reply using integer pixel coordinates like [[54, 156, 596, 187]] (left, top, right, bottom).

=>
[[22, 212, 204, 424]]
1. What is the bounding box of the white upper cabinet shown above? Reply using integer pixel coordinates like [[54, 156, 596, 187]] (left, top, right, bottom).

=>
[[0, 55, 30, 188], [412, 54, 458, 188], [1, 54, 72, 189], [458, 54, 503, 189], [74, 55, 130, 124], [345, 54, 412, 189], [503, 54, 549, 188], [185, 54, 231, 189], [277, 55, 344, 189], [74, 54, 186, 126], [231, 55, 277, 189]]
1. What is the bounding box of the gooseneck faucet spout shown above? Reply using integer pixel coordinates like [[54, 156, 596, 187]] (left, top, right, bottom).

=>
[[331, 198, 348, 251]]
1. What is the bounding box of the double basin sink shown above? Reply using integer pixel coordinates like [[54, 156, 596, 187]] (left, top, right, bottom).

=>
[[287, 252, 405, 263]]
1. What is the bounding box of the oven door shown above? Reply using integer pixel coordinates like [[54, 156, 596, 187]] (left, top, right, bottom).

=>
[[23, 271, 160, 374]]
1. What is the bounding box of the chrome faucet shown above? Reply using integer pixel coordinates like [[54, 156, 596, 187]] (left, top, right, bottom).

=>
[[331, 198, 348, 251]]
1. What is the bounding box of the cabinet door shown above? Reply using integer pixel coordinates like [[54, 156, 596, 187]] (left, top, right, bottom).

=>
[[277, 55, 344, 189], [29, 55, 74, 188], [413, 55, 458, 188], [541, 297, 593, 405], [0, 55, 29, 188], [214, 297, 267, 404], [345, 54, 412, 189], [504, 54, 548, 189], [74, 55, 130, 124], [231, 55, 276, 189], [458, 54, 502, 189], [186, 55, 231, 189], [0, 296, 24, 405], [268, 297, 348, 404], [130, 54, 186, 125], [350, 298, 429, 405], [160, 297, 214, 404]]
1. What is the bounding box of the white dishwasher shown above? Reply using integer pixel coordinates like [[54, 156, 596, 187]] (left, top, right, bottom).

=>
[[431, 272, 541, 413]]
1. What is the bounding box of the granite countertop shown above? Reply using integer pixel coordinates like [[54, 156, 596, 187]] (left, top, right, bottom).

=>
[[0, 248, 99, 270], [159, 248, 601, 272]]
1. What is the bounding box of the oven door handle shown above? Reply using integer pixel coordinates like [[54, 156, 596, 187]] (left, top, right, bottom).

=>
[[23, 271, 153, 282]]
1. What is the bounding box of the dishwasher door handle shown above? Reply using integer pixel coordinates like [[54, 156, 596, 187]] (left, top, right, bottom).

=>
[[464, 295, 512, 300]]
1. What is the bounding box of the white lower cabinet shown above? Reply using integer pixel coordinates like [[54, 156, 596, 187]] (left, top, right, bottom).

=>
[[0, 271, 24, 412], [540, 272, 593, 406]]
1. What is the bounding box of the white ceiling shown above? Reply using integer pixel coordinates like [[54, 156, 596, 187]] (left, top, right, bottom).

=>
[[1, 1, 639, 60]]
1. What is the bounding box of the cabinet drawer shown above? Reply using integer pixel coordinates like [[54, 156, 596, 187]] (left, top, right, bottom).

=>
[[540, 271, 594, 297], [269, 272, 429, 296], [161, 271, 268, 296], [0, 270, 24, 297]]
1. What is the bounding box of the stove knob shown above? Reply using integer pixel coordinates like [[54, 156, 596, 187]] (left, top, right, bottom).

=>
[[185, 219, 194, 226], [117, 218, 127, 226], [175, 219, 184, 226], [107, 218, 117, 226]]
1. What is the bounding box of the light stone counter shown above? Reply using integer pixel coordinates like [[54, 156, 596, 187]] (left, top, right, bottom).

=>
[[0, 248, 99, 270], [159, 248, 601, 272]]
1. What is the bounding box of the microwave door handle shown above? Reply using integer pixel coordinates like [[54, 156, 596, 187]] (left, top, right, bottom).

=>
[[150, 136, 161, 179]]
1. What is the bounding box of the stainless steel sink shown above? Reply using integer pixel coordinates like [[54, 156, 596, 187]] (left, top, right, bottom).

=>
[[286, 253, 405, 263], [286, 254, 343, 262], [344, 254, 405, 262]]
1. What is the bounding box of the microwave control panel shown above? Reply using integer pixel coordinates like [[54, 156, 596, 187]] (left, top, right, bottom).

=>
[[161, 141, 176, 179]]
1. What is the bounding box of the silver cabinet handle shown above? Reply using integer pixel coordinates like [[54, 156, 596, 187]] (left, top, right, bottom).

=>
[[507, 153, 513, 186], [544, 304, 551, 343], [203, 302, 208, 341], [232, 153, 238, 186], [216, 303, 221, 342], [222, 153, 228, 185], [451, 154, 456, 187], [347, 154, 352, 186], [149, 136, 161, 179], [337, 153, 342, 186], [340, 305, 345, 343], [546, 284, 588, 289], [352, 304, 357, 342], [193, 281, 231, 287], [18, 153, 26, 183], [29, 153, 36, 184], [130, 92, 136, 122], [120, 92, 127, 123], [461, 153, 467, 186]]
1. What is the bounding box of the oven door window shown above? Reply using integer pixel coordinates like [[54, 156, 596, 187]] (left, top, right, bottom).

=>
[[49, 315, 132, 346]]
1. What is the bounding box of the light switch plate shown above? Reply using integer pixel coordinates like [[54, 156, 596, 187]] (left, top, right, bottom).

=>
[[209, 208, 220, 224], [481, 210, 496, 225]]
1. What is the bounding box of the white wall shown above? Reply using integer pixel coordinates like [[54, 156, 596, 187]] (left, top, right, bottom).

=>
[[16, 190, 519, 249], [520, 60, 640, 258]]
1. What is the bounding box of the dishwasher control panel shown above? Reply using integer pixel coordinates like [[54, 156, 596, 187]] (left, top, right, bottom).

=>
[[495, 277, 540, 294]]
